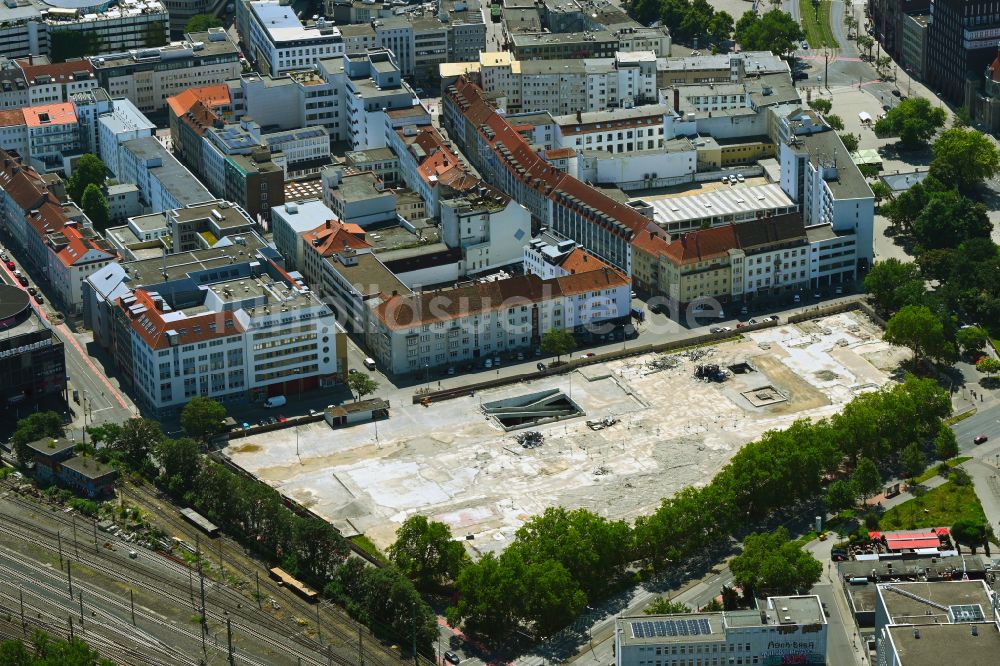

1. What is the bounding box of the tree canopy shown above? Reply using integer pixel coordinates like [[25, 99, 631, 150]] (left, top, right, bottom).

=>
[[540, 328, 576, 362], [347, 372, 378, 401], [730, 527, 822, 595], [180, 396, 227, 442], [645, 597, 692, 615], [956, 326, 989, 353], [951, 520, 989, 554], [388, 515, 468, 590], [67, 155, 107, 203], [929, 128, 1000, 193], [81, 184, 109, 231], [12, 411, 65, 463], [884, 304, 956, 364], [0, 631, 114, 666], [733, 10, 804, 55], [873, 97, 947, 149], [184, 13, 223, 33], [863, 259, 924, 315]]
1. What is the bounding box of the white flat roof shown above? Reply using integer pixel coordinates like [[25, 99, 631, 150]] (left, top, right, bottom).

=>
[[649, 183, 795, 224], [250, 0, 340, 43]]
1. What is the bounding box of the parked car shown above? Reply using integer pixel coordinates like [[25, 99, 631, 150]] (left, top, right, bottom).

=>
[[748, 319, 758, 325], [484, 359, 493, 369], [793, 293, 801, 303], [975, 435, 989, 445], [767, 315, 779, 322], [27, 287, 36, 296], [0, 252, 8, 261], [536, 362, 545, 372], [34, 295, 43, 305], [793, 72, 809, 81], [444, 652, 461, 665], [584, 352, 596, 358], [736, 173, 745, 183], [447, 366, 456, 375], [4, 260, 14, 270], [813, 291, 822, 299], [891, 89, 901, 97], [801, 41, 809, 49], [16, 274, 28, 287], [710, 327, 723, 333], [276, 415, 288, 423], [835, 285, 843, 294]]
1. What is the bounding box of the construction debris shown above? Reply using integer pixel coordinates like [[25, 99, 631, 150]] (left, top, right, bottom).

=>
[[694, 364, 728, 382], [586, 417, 620, 430], [516, 431, 544, 448]]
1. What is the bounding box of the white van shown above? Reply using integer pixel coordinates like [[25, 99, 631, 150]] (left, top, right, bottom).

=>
[[264, 395, 286, 408], [362, 357, 376, 370]]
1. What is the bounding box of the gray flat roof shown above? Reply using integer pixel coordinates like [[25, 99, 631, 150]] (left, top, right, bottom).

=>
[[335, 172, 391, 203], [794, 131, 874, 201], [121, 137, 213, 206], [878, 581, 993, 625], [60, 455, 115, 479], [122, 233, 269, 286], [648, 183, 795, 225], [887, 622, 1000, 665], [323, 252, 410, 297], [764, 595, 825, 626], [90, 34, 238, 70]]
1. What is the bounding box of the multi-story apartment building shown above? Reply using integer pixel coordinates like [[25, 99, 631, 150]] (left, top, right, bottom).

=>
[[441, 0, 487, 64], [615, 596, 827, 666], [23, 101, 79, 172], [367, 257, 630, 375], [95, 97, 156, 178], [371, 12, 484, 83], [241, 0, 344, 75], [224, 150, 285, 223], [0, 0, 169, 60], [386, 124, 479, 217], [439, 185, 532, 274], [0, 151, 118, 313], [0, 108, 28, 157], [15, 57, 97, 105], [0, 61, 29, 109], [654, 51, 789, 88], [271, 198, 340, 271], [89, 28, 241, 113], [116, 136, 214, 214]]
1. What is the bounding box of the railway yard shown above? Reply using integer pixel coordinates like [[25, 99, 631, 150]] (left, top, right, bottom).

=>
[[0, 478, 416, 665]]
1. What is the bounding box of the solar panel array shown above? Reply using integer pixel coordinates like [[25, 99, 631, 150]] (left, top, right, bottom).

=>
[[630, 618, 713, 639], [949, 604, 985, 623]]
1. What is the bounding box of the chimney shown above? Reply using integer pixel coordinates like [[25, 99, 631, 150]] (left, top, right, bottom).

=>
[[673, 87, 680, 114], [576, 110, 582, 123], [28, 54, 33, 65], [326, 219, 332, 229]]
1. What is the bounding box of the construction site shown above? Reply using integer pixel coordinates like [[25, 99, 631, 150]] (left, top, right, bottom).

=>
[[224, 311, 908, 556]]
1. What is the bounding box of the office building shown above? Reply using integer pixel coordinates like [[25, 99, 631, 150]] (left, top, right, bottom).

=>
[[0, 0, 169, 60], [0, 284, 66, 408], [615, 596, 827, 666], [925, 0, 1000, 104], [89, 28, 241, 113], [440, 185, 532, 274], [271, 198, 340, 271], [322, 169, 397, 228], [874, 580, 1000, 666], [900, 11, 930, 80], [23, 101, 79, 172], [241, 0, 344, 75], [116, 136, 214, 213]]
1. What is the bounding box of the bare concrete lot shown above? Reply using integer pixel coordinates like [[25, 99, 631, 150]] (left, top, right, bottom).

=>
[[225, 312, 906, 555]]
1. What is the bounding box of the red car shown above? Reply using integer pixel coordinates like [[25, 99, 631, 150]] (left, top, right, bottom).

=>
[[4, 260, 14, 270], [276, 414, 288, 423], [974, 435, 988, 445]]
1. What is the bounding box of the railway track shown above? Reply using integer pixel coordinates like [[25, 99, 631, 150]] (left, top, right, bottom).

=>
[[119, 483, 412, 666], [0, 493, 361, 665], [0, 482, 408, 665]]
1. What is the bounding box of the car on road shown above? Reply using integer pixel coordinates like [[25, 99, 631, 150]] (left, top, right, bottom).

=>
[[891, 89, 901, 97], [447, 366, 456, 375], [584, 352, 596, 358], [444, 652, 461, 665], [5, 260, 15, 270], [736, 173, 745, 183], [536, 362, 545, 371], [793, 72, 809, 81], [975, 435, 989, 445], [748, 319, 758, 325], [882, 104, 892, 112], [801, 41, 809, 49], [27, 287, 36, 296], [793, 293, 801, 303], [34, 295, 43, 304]]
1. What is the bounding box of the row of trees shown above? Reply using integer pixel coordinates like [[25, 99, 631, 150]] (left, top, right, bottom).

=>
[[394, 377, 951, 641]]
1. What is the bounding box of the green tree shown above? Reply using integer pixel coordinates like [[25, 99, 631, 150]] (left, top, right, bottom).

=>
[[956, 326, 989, 354], [929, 127, 1000, 193], [852, 457, 882, 501], [143, 21, 167, 48], [708, 11, 734, 44], [863, 258, 923, 314], [184, 13, 223, 33], [67, 154, 107, 203], [730, 527, 822, 595], [645, 597, 692, 614], [48, 31, 102, 63], [808, 98, 832, 114], [388, 515, 469, 590], [977, 356, 1000, 377], [856, 35, 875, 59], [953, 106, 973, 128], [446, 552, 522, 639], [873, 97, 947, 149], [0, 631, 115, 665], [839, 132, 860, 153], [952, 519, 988, 554], [911, 191, 991, 250], [826, 479, 857, 512], [874, 56, 892, 76], [80, 184, 109, 231], [105, 417, 161, 470], [11, 411, 65, 463], [825, 114, 845, 131], [933, 425, 959, 460], [180, 396, 227, 442], [519, 555, 587, 637], [899, 442, 927, 478], [154, 436, 201, 497], [870, 180, 892, 205], [733, 10, 804, 55], [885, 305, 956, 364], [347, 372, 378, 401], [540, 328, 576, 363]]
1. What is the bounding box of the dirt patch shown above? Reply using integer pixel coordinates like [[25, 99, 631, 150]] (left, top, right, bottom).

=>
[[814, 369, 840, 382], [231, 443, 262, 453], [752, 355, 831, 414]]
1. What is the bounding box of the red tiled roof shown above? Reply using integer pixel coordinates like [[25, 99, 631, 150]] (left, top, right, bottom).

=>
[[0, 109, 25, 127], [559, 247, 608, 274], [555, 264, 629, 297], [167, 84, 231, 119], [399, 126, 479, 192], [301, 219, 371, 257], [0, 151, 52, 212], [540, 147, 576, 160], [631, 229, 671, 257], [16, 58, 94, 84], [23, 102, 75, 128], [123, 289, 244, 351], [663, 225, 739, 264]]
